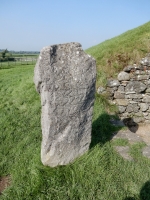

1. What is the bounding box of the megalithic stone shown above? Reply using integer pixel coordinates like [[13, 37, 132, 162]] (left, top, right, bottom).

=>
[[34, 42, 96, 167]]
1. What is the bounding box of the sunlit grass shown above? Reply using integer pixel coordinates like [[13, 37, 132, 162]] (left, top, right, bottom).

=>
[[0, 64, 150, 199], [86, 21, 150, 88]]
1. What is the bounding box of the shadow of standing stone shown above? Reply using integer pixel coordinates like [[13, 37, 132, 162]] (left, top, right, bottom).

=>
[[34, 42, 96, 167]]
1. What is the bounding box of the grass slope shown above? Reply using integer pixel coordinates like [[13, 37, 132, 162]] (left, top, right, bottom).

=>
[[86, 21, 150, 87], [1, 64, 150, 199]]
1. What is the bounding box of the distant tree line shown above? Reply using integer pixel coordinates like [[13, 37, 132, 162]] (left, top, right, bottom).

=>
[[0, 49, 15, 61]]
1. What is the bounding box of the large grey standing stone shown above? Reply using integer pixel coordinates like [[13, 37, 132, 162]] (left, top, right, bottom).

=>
[[34, 42, 96, 167]]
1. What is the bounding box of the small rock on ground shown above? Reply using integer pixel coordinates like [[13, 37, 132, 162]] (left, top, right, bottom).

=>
[[115, 146, 133, 161], [0, 176, 10, 195], [112, 130, 143, 144], [142, 146, 150, 159]]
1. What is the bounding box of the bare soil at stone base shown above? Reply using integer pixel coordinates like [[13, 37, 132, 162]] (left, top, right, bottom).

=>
[[0, 176, 11, 195]]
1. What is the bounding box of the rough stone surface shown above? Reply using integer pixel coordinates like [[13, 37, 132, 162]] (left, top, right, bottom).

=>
[[118, 106, 126, 113], [114, 91, 125, 99], [140, 53, 150, 66], [132, 105, 140, 113], [142, 146, 150, 158], [133, 117, 145, 123], [118, 85, 125, 93], [115, 99, 128, 106], [136, 75, 149, 80], [142, 95, 150, 103], [125, 81, 147, 93], [97, 86, 106, 94], [118, 71, 130, 81], [123, 65, 134, 72], [107, 79, 120, 87], [125, 94, 142, 99], [126, 104, 134, 113], [115, 146, 133, 161], [146, 88, 150, 93], [113, 130, 143, 144], [140, 103, 149, 111], [34, 42, 96, 167]]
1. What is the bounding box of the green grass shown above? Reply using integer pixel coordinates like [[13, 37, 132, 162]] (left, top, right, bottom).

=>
[[12, 54, 39, 57], [86, 21, 150, 87], [0, 61, 37, 70], [1, 21, 150, 199], [1, 64, 150, 199]]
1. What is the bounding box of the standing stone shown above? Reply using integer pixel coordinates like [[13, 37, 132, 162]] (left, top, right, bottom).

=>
[[34, 42, 96, 167]]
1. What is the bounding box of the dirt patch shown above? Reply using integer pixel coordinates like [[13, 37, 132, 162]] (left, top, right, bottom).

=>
[[0, 176, 11, 195], [111, 121, 150, 160], [135, 124, 150, 145]]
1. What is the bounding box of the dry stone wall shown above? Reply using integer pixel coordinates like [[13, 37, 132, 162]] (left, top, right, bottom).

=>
[[106, 53, 150, 123]]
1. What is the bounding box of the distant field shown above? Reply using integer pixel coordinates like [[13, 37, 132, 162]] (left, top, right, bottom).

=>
[[0, 57, 38, 69], [12, 54, 39, 57]]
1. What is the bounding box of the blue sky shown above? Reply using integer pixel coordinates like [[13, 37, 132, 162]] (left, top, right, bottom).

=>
[[1, 0, 150, 51]]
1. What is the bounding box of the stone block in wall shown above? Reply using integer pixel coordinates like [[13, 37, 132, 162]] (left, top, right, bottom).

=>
[[140, 53, 150, 66], [121, 81, 129, 86], [121, 112, 129, 118], [97, 86, 106, 94], [118, 85, 125, 93], [125, 81, 147, 93], [115, 99, 128, 106], [134, 111, 144, 117], [118, 106, 126, 113], [133, 117, 145, 123], [118, 71, 130, 81], [123, 65, 135, 72], [129, 100, 139, 104], [144, 114, 150, 120], [136, 75, 149, 81], [135, 70, 147, 75], [125, 94, 143, 99], [107, 79, 120, 87], [133, 105, 140, 113], [143, 112, 149, 116], [114, 91, 125, 99], [132, 98, 143, 102], [126, 104, 139, 113], [126, 104, 134, 113], [146, 88, 150, 93], [140, 103, 149, 111], [143, 95, 150, 103], [106, 87, 115, 97]]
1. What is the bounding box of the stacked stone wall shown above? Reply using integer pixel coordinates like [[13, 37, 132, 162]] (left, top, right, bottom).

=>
[[106, 53, 150, 123]]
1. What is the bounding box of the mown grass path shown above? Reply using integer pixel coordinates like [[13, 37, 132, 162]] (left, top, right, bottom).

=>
[[1, 65, 150, 199]]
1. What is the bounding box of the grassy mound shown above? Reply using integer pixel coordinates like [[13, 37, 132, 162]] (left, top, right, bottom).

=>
[[86, 21, 150, 87]]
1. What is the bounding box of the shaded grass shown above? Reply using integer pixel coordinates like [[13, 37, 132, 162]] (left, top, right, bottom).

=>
[[0, 65, 150, 199]]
